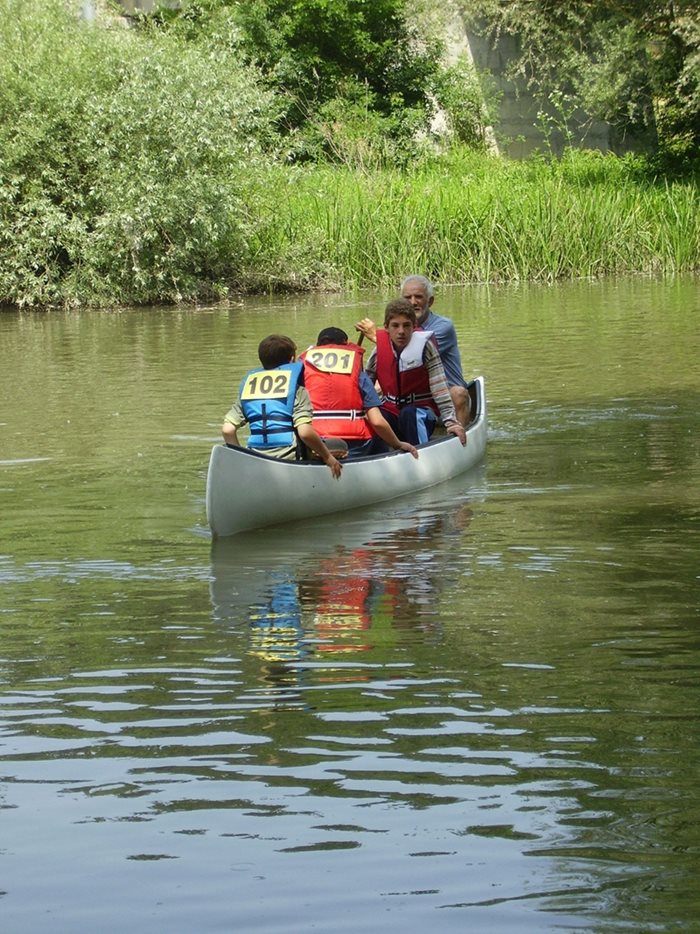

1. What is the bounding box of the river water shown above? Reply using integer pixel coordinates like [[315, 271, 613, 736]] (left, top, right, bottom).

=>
[[1, 276, 699, 932]]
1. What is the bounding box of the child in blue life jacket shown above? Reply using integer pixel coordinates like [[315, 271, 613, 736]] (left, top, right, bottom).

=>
[[221, 334, 342, 479]]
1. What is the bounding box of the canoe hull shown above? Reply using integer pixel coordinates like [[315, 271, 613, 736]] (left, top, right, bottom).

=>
[[206, 376, 487, 538]]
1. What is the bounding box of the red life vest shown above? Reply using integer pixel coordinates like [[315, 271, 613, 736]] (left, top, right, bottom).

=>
[[300, 342, 372, 440], [375, 329, 439, 417], [313, 552, 372, 655]]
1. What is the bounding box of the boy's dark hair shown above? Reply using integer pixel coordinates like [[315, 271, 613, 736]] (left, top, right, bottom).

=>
[[258, 334, 296, 369], [316, 327, 348, 346], [384, 298, 416, 327]]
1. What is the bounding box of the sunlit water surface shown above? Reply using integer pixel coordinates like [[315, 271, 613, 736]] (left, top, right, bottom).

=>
[[1, 277, 699, 932]]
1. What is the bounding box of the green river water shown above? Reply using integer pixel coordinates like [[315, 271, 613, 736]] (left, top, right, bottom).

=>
[[1, 275, 699, 932]]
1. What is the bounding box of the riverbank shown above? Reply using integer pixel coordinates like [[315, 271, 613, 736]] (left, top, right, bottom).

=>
[[3, 146, 698, 309], [250, 149, 699, 293], [1, 0, 698, 309]]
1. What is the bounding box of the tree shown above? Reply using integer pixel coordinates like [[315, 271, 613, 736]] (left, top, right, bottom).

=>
[[147, 0, 445, 162], [463, 0, 700, 159]]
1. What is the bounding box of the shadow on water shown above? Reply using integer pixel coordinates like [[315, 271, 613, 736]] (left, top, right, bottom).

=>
[[202, 457, 693, 930], [207, 468, 486, 709], [210, 459, 486, 547]]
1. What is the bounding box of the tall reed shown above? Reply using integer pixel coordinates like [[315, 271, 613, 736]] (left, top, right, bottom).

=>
[[249, 151, 699, 292]]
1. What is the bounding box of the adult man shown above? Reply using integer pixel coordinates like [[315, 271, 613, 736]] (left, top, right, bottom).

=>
[[300, 327, 418, 460], [222, 334, 342, 478], [356, 275, 470, 426], [364, 300, 466, 447]]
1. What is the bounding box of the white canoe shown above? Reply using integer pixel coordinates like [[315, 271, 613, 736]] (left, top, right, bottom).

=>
[[206, 376, 487, 538]]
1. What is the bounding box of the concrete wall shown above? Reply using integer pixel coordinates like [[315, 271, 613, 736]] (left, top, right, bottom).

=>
[[442, 8, 656, 157]]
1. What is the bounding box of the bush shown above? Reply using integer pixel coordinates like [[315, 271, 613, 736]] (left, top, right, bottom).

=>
[[147, 0, 443, 156], [433, 54, 497, 150], [0, 0, 277, 306]]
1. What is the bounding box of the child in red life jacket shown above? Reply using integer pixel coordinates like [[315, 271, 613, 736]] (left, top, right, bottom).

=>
[[300, 327, 418, 460], [364, 300, 467, 447]]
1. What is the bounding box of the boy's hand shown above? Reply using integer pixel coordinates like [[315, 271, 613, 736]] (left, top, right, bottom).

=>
[[355, 318, 377, 343], [326, 455, 342, 479], [447, 424, 467, 446]]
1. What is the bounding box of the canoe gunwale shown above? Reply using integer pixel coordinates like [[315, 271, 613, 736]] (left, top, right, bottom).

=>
[[219, 428, 458, 467]]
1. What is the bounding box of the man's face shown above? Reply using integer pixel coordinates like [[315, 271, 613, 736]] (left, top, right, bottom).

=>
[[401, 280, 432, 322], [387, 314, 414, 351]]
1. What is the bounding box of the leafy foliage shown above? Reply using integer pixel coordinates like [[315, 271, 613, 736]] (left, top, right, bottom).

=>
[[0, 0, 696, 308], [433, 53, 497, 149], [144, 0, 445, 160], [0, 0, 278, 306], [463, 0, 700, 161]]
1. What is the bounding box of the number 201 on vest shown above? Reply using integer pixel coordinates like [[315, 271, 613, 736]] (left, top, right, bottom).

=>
[[307, 349, 356, 374]]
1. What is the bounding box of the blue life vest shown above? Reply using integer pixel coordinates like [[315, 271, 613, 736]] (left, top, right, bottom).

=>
[[239, 361, 303, 450]]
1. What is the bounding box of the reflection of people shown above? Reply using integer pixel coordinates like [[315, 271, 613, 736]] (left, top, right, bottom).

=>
[[356, 275, 470, 426], [365, 300, 467, 446], [301, 552, 375, 655], [249, 577, 306, 665], [221, 334, 342, 478], [300, 327, 418, 460]]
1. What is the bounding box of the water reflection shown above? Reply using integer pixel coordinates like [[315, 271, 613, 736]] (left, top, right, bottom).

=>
[[209, 476, 482, 708]]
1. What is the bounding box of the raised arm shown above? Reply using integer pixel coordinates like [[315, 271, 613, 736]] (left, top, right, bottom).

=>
[[355, 318, 377, 343]]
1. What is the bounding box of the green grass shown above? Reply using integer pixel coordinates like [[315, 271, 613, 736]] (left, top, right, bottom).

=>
[[250, 150, 699, 292]]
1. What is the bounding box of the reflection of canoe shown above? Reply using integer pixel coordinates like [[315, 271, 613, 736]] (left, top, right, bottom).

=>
[[209, 480, 483, 620], [206, 376, 487, 538]]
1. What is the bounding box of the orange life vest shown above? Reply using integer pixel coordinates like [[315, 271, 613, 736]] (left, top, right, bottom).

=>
[[300, 342, 372, 440]]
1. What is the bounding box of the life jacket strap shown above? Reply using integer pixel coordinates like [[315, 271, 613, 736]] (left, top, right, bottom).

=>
[[312, 408, 366, 420], [384, 391, 433, 406]]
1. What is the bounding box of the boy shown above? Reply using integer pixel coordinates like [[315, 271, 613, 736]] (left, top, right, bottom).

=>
[[356, 275, 470, 426], [300, 326, 418, 460], [364, 300, 466, 447], [222, 334, 342, 479]]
